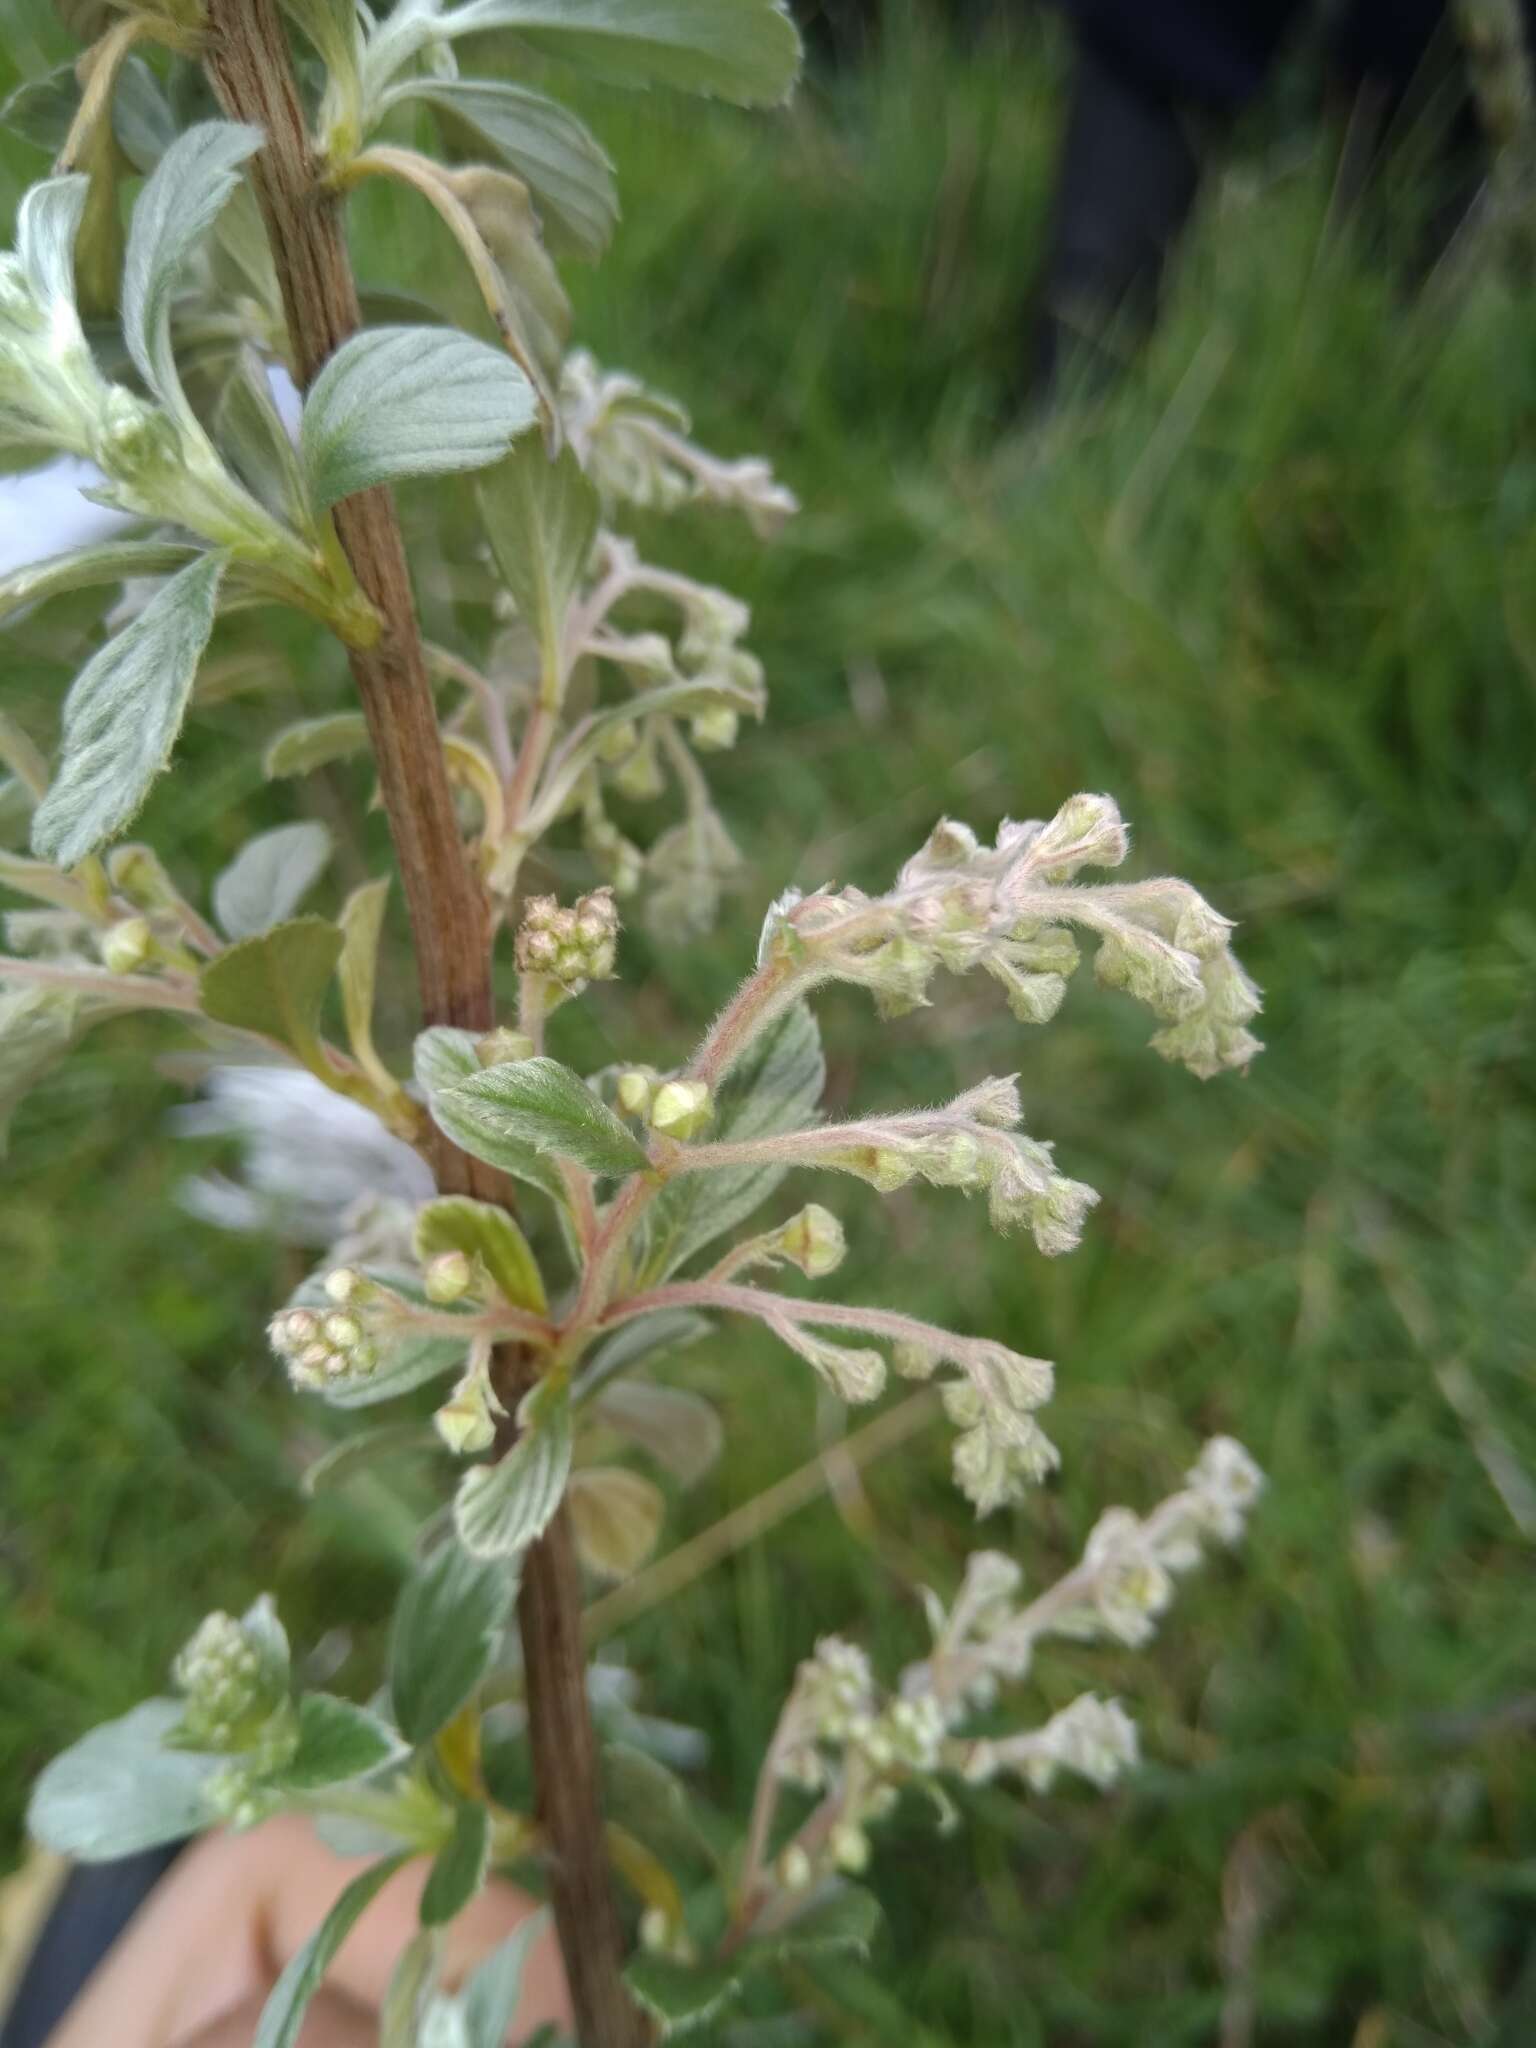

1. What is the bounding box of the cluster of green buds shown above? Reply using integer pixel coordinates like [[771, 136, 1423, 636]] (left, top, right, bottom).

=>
[[266, 1267, 382, 1390], [171, 1604, 294, 1768], [515, 887, 619, 993], [762, 795, 1262, 1078]]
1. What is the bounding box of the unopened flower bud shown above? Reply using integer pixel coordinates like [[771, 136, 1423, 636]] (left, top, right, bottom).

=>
[[434, 1382, 496, 1456], [779, 1203, 846, 1278], [323, 1267, 363, 1305], [424, 1250, 473, 1304], [639, 1907, 672, 1954], [611, 735, 665, 802], [476, 1028, 534, 1068], [650, 1078, 712, 1140], [777, 1844, 814, 1892], [1030, 793, 1129, 878], [595, 718, 638, 763], [830, 1823, 870, 1874], [616, 1069, 655, 1117], [689, 705, 739, 752], [99, 916, 151, 974]]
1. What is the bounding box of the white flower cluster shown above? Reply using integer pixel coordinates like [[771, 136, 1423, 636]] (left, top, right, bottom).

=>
[[560, 350, 798, 537], [762, 795, 1262, 1079], [515, 887, 619, 992], [266, 1269, 382, 1390], [814, 1075, 1101, 1259], [963, 1695, 1141, 1793], [752, 1438, 1263, 1899]]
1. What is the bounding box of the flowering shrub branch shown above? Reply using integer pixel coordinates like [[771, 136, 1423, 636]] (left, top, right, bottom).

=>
[[3, 2, 1268, 2040]]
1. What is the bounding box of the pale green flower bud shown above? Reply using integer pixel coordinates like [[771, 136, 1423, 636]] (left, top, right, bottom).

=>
[[476, 1027, 535, 1068], [594, 717, 638, 764], [893, 1340, 938, 1380], [611, 733, 665, 802], [99, 916, 152, 974], [1026, 1174, 1101, 1258], [650, 1077, 712, 1140], [1030, 793, 1129, 878], [434, 1380, 496, 1456], [424, 1250, 473, 1304], [830, 1823, 870, 1874], [777, 1844, 814, 1891], [986, 954, 1068, 1026], [106, 843, 177, 913], [584, 817, 643, 896], [1093, 930, 1203, 1020], [323, 1267, 364, 1305], [616, 1069, 655, 1117], [778, 1203, 846, 1278], [689, 705, 739, 752]]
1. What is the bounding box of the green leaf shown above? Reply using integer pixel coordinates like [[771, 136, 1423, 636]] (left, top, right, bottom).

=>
[[460, 1916, 549, 2048], [254, 1854, 410, 2048], [0, 539, 198, 626], [625, 1953, 741, 2037], [264, 711, 372, 779], [15, 174, 88, 314], [31, 553, 225, 868], [413, 1025, 483, 1096], [213, 820, 332, 940], [478, 441, 599, 701], [279, 0, 363, 83], [417, 1033, 573, 1207], [380, 1929, 443, 2048], [396, 78, 617, 259], [216, 347, 314, 531], [414, 1194, 547, 1312], [390, 1539, 515, 1745], [601, 1744, 713, 1868], [0, 984, 90, 1152], [299, 325, 537, 509], [123, 122, 263, 415], [421, 1800, 491, 1925], [276, 1693, 404, 1792], [741, 1882, 882, 1967], [574, 1309, 711, 1399], [445, 0, 801, 107], [590, 1378, 722, 1486], [199, 914, 342, 1069], [1, 66, 79, 155], [567, 1466, 664, 1580], [642, 1002, 824, 1280], [436, 1057, 649, 1178], [303, 1420, 440, 1496], [27, 1700, 223, 1860], [454, 1386, 573, 1559], [338, 875, 392, 1086]]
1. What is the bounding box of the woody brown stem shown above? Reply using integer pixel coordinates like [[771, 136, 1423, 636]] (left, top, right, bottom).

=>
[[201, 7, 645, 2039]]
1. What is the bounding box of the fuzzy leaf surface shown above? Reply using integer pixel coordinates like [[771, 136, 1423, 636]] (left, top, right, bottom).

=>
[[390, 1540, 516, 1744], [213, 821, 332, 940], [435, 1056, 648, 1177], [300, 326, 537, 508], [31, 553, 225, 867]]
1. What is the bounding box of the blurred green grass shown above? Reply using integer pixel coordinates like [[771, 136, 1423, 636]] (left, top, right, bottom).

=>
[[3, 10, 1536, 2043]]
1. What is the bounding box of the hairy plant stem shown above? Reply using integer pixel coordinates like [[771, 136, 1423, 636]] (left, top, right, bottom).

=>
[[200, 9, 645, 2039]]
